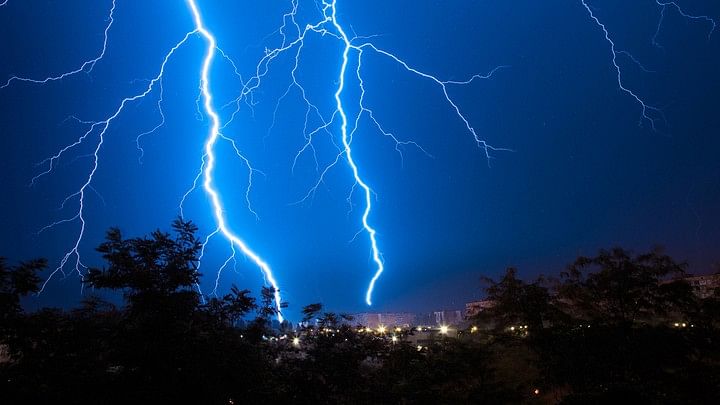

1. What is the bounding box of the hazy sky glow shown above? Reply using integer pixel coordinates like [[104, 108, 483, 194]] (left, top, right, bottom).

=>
[[1, 0, 719, 319]]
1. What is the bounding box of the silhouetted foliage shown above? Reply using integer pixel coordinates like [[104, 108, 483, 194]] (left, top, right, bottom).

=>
[[555, 247, 691, 327], [202, 285, 256, 328], [0, 257, 44, 319], [473, 247, 720, 404], [478, 267, 551, 331], [301, 302, 323, 323], [1, 225, 718, 404], [85, 218, 202, 316]]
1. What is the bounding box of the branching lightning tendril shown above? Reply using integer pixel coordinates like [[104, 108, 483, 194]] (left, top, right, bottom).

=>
[[579, 0, 663, 130], [654, 0, 717, 48]]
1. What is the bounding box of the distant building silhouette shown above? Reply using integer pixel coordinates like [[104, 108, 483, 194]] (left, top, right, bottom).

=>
[[351, 312, 416, 328], [351, 310, 468, 328], [432, 310, 464, 326], [683, 274, 720, 299], [464, 299, 495, 319]]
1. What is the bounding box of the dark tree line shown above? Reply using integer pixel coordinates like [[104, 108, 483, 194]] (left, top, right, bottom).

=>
[[476, 248, 720, 403], [1, 220, 719, 404]]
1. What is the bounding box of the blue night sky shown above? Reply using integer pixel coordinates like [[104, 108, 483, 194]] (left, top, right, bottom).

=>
[[1, 0, 719, 319]]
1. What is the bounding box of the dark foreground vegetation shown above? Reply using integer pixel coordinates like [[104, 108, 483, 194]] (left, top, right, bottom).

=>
[[1, 219, 719, 404]]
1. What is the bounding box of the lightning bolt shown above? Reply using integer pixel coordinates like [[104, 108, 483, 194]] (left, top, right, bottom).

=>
[[2, 0, 507, 313], [4, 0, 285, 319], [328, 3, 385, 306], [223, 0, 506, 306], [187, 0, 284, 322], [323, 1, 508, 305], [6, 0, 711, 319]]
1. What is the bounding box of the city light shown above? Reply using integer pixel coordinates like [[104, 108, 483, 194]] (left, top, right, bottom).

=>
[[378, 326, 387, 334], [440, 325, 449, 334], [292, 337, 300, 346]]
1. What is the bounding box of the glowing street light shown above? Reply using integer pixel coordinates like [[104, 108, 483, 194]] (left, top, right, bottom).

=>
[[292, 337, 300, 347], [378, 325, 387, 334], [439, 325, 449, 334]]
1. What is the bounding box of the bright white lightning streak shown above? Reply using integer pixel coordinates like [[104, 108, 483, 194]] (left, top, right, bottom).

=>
[[186, 0, 284, 322], [326, 0, 510, 305], [327, 1, 384, 306], [580, 0, 663, 131], [1, 0, 116, 89], [15, 0, 702, 314], [5, 0, 283, 318], [226, 0, 505, 306]]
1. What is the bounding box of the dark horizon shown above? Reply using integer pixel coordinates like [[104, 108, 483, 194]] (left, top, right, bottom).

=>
[[1, 0, 719, 321]]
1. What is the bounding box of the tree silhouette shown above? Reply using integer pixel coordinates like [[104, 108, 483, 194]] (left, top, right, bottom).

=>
[[301, 302, 322, 324], [0, 257, 44, 320], [2, 231, 719, 404], [556, 247, 691, 326], [477, 267, 551, 331]]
